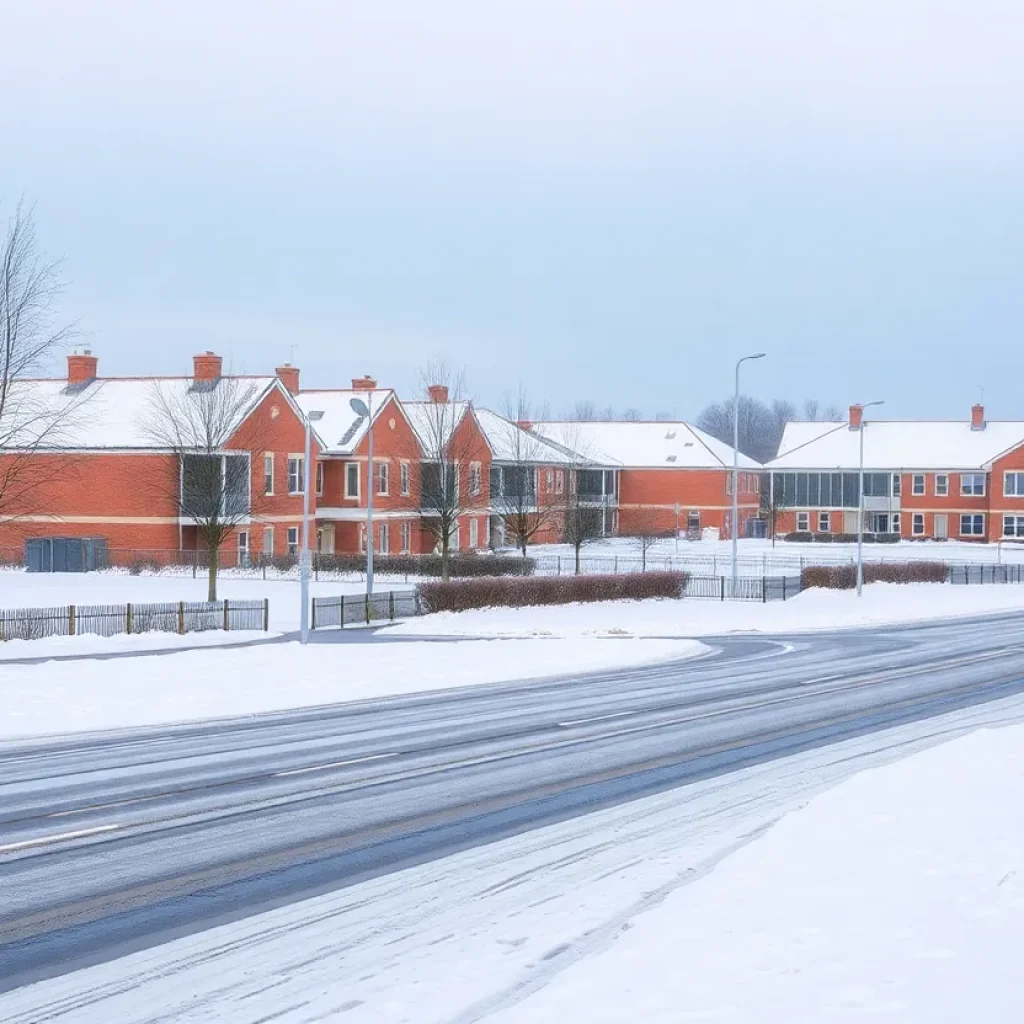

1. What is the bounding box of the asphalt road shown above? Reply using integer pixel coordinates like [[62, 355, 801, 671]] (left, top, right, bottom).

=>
[[2, 612, 1024, 996]]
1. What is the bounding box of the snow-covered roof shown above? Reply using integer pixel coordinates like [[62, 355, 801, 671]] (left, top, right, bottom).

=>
[[296, 389, 398, 456], [0, 376, 281, 450], [473, 408, 580, 465], [770, 420, 1024, 471], [402, 400, 472, 455], [532, 421, 761, 470]]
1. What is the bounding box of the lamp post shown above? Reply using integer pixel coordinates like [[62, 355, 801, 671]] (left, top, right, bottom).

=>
[[300, 409, 324, 644], [349, 395, 375, 595], [856, 400, 885, 597], [732, 353, 765, 596]]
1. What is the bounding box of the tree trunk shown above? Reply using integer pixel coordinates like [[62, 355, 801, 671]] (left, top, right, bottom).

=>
[[441, 533, 450, 582], [207, 543, 219, 602], [574, 541, 581, 575], [642, 546, 646, 571]]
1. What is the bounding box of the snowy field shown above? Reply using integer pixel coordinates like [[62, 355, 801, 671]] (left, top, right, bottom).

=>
[[387, 582, 1024, 638], [8, 692, 1024, 1022], [0, 637, 706, 739]]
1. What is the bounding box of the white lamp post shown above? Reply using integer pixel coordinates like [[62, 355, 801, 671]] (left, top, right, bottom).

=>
[[349, 395, 375, 596], [732, 353, 765, 596], [300, 409, 324, 644], [856, 400, 885, 597]]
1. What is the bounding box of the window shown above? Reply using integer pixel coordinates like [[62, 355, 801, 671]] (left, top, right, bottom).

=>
[[555, 470, 564, 494], [797, 512, 810, 532], [891, 474, 902, 497], [1005, 472, 1024, 497], [960, 514, 985, 536], [912, 513, 925, 535], [400, 521, 412, 553], [1004, 515, 1024, 538], [400, 461, 410, 496], [181, 453, 251, 519], [961, 473, 986, 496], [935, 473, 949, 496], [891, 513, 901, 535], [377, 461, 389, 496], [469, 518, 479, 548], [288, 457, 304, 495], [264, 454, 274, 495], [345, 463, 359, 499], [912, 474, 925, 496], [818, 511, 831, 533], [263, 526, 274, 555], [545, 469, 554, 491], [470, 462, 482, 497], [378, 521, 389, 553], [237, 530, 249, 567], [287, 526, 299, 554], [315, 462, 324, 496]]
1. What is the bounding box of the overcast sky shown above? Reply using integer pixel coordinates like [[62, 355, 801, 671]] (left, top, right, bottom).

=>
[[3, 0, 1022, 419]]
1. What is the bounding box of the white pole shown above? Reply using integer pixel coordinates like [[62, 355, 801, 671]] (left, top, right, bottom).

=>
[[366, 395, 375, 596], [300, 416, 312, 643], [856, 420, 864, 597], [731, 361, 740, 598]]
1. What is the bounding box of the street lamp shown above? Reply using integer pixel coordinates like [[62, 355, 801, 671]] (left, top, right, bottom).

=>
[[349, 395, 375, 596], [300, 409, 324, 644], [856, 400, 885, 597], [732, 353, 765, 596]]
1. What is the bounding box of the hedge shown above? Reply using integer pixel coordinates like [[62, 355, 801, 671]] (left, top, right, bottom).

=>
[[784, 531, 901, 544], [418, 571, 689, 614], [296, 553, 535, 577], [800, 561, 948, 590]]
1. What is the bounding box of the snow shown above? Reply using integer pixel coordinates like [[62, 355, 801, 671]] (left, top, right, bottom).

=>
[[402, 398, 471, 452], [0, 637, 706, 739], [485, 724, 1024, 1023], [534, 419, 760, 469], [385, 583, 1024, 638], [8, 689, 1024, 1022], [771, 417, 1024, 469], [474, 407, 577, 464], [295, 387, 397, 455], [0, 629, 273, 662]]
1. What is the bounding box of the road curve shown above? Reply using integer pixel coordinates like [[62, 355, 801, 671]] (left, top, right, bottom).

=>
[[2, 612, 1023, 994]]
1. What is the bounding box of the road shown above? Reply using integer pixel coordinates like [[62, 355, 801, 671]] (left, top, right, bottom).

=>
[[2, 612, 1024, 1015]]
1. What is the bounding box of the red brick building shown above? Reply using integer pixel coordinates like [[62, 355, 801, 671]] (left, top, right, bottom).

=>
[[767, 405, 1024, 543]]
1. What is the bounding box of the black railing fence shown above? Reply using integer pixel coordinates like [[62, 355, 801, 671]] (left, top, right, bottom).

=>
[[312, 591, 421, 628]]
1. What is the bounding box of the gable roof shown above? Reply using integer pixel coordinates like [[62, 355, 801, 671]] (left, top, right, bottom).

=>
[[770, 420, 1024, 471], [402, 400, 473, 454], [0, 376, 287, 451], [473, 408, 581, 465], [532, 420, 761, 470], [295, 389, 402, 456]]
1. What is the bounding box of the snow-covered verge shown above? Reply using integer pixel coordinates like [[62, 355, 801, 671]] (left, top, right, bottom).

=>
[[487, 724, 1024, 1023], [384, 582, 1024, 638], [0, 629, 277, 662], [0, 637, 706, 740]]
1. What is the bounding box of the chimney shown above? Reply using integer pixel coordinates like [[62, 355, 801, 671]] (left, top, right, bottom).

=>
[[428, 384, 449, 404], [517, 419, 532, 431], [67, 349, 98, 386], [848, 404, 864, 430], [351, 375, 377, 391], [971, 404, 986, 431], [276, 363, 300, 394], [193, 351, 223, 381]]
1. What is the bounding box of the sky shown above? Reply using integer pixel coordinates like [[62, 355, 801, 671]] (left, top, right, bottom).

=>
[[2, 0, 1023, 420]]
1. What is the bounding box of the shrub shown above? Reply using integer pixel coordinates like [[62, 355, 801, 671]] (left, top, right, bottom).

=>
[[812, 532, 834, 543], [271, 553, 299, 572], [832, 533, 858, 544], [783, 531, 814, 543], [800, 561, 948, 590], [128, 557, 162, 575], [418, 570, 689, 614]]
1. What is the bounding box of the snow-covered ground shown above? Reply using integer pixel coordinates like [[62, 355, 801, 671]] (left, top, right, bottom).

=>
[[386, 582, 1024, 638], [488, 724, 1024, 1023], [0, 629, 274, 662], [7, 691, 1024, 1022], [0, 637, 705, 740]]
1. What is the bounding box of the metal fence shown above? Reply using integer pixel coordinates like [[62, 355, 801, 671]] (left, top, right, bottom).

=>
[[682, 575, 803, 602], [312, 591, 421, 628], [0, 599, 269, 642], [947, 564, 1024, 585]]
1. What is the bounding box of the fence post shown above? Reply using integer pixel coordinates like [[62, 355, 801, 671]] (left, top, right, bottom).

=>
[[365, 593, 370, 625], [720, 576, 725, 601], [312, 598, 317, 631], [614, 556, 619, 574], [192, 556, 196, 580], [126, 603, 133, 634], [263, 597, 269, 631], [178, 601, 185, 635], [69, 605, 76, 636], [341, 593, 345, 628], [263, 561, 267, 581], [223, 599, 229, 631], [389, 590, 395, 620], [782, 576, 787, 601], [557, 556, 562, 576], [762, 576, 767, 603]]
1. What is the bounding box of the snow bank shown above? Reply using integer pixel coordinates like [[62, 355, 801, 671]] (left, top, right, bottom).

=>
[[385, 582, 1024, 638], [489, 724, 1024, 1023], [0, 637, 706, 739], [0, 629, 276, 661]]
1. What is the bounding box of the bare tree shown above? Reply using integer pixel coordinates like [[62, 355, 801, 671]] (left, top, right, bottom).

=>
[[698, 395, 839, 463], [142, 375, 268, 600], [623, 508, 674, 570], [559, 424, 605, 574], [621, 407, 643, 421], [0, 200, 87, 524], [494, 385, 566, 556], [760, 472, 789, 547]]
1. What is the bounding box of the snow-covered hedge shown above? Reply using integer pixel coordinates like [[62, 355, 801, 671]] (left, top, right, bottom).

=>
[[418, 571, 688, 613], [800, 561, 948, 590]]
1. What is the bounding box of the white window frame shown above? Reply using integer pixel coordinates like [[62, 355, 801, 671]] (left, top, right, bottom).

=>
[[891, 512, 901, 535], [378, 521, 389, 554], [469, 517, 479, 549], [555, 470, 564, 494], [286, 526, 300, 554], [818, 511, 830, 533], [545, 469, 553, 492], [237, 530, 249, 554], [912, 474, 925, 496], [1003, 515, 1024, 538], [470, 461, 482, 497], [961, 473, 986, 497], [263, 526, 274, 556], [377, 461, 389, 496], [935, 473, 949, 496], [960, 513, 985, 537], [1004, 472, 1024, 497], [345, 462, 360, 499], [912, 513, 925, 535], [400, 520, 412, 553], [400, 461, 411, 496], [796, 512, 810, 532], [263, 453, 274, 496], [287, 456, 304, 495], [891, 474, 902, 497], [315, 462, 324, 496]]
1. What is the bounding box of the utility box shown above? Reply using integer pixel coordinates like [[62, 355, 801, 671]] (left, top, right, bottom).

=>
[[25, 537, 109, 572]]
